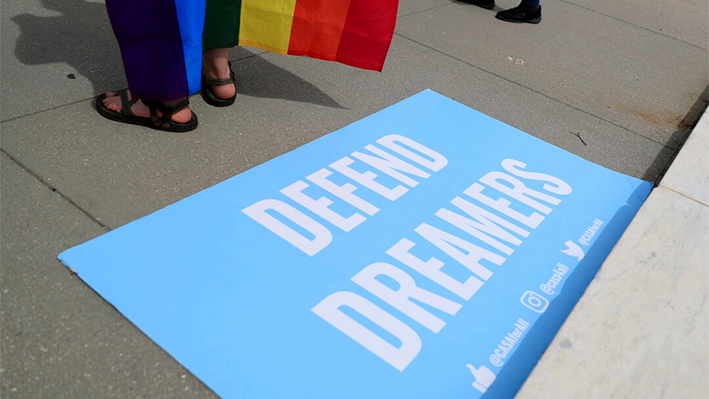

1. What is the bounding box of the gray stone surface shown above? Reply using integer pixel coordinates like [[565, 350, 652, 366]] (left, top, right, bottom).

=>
[[0, 153, 216, 398], [396, 1, 709, 148]]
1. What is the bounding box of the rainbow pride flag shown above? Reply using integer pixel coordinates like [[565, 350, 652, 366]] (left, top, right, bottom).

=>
[[204, 0, 399, 72], [106, 0, 398, 102]]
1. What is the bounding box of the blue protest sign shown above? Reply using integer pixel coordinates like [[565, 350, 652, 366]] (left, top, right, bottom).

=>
[[59, 90, 652, 398]]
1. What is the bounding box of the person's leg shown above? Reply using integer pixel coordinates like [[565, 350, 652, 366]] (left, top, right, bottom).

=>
[[496, 0, 541, 24], [101, 0, 205, 124], [200, 0, 239, 103], [202, 48, 236, 101]]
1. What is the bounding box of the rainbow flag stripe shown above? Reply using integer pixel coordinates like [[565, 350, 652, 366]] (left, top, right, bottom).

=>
[[107, 0, 398, 102], [204, 0, 399, 72]]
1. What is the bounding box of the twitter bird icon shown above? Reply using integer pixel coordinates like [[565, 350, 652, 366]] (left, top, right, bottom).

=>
[[561, 240, 585, 260]]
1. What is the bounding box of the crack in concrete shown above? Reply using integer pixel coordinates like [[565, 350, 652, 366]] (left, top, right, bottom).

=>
[[557, 0, 708, 51], [0, 148, 110, 231]]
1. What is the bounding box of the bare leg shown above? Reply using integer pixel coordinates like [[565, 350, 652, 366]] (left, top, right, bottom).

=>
[[203, 48, 236, 100]]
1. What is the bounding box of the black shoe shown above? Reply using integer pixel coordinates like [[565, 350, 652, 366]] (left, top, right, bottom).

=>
[[459, 0, 495, 10], [496, 2, 541, 24]]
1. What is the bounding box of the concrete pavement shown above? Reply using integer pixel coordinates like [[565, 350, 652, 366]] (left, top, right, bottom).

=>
[[1, 0, 707, 397]]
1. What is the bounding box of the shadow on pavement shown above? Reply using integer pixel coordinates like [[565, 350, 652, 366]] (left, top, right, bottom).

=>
[[11, 0, 342, 108], [11, 0, 124, 94]]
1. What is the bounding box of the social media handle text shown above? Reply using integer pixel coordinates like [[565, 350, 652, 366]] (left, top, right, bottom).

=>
[[488, 318, 530, 367]]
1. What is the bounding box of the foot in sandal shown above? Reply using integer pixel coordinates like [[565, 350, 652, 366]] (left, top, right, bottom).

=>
[[202, 48, 236, 107], [97, 89, 198, 132]]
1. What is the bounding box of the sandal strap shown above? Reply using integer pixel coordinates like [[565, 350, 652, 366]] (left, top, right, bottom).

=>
[[143, 98, 190, 126], [118, 89, 139, 117], [203, 61, 236, 87], [204, 75, 235, 86], [168, 98, 190, 114]]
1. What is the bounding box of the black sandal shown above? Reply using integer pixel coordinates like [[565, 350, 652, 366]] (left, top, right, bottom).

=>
[[96, 89, 198, 133], [201, 61, 236, 107]]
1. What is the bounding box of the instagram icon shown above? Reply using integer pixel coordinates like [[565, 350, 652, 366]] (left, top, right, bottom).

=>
[[520, 291, 549, 313]]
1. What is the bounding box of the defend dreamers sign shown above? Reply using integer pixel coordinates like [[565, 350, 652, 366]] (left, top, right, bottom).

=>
[[59, 90, 652, 398]]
